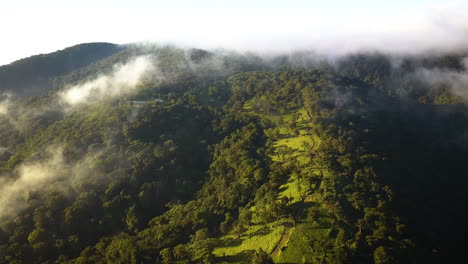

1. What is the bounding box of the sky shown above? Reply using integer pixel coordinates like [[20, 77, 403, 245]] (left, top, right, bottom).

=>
[[0, 0, 467, 66]]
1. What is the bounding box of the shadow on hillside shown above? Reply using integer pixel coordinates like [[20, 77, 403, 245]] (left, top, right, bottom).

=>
[[248, 226, 273, 238], [277, 133, 291, 139], [288, 201, 310, 218], [219, 237, 243, 248]]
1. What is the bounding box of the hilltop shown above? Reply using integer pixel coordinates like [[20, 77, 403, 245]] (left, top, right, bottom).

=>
[[0, 43, 122, 96]]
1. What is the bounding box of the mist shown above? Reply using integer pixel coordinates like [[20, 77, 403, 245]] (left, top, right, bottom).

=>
[[3, 1, 468, 67], [59, 56, 156, 106], [0, 144, 128, 222], [0, 146, 66, 220], [0, 93, 12, 115], [0, 54, 154, 221], [413, 57, 468, 101]]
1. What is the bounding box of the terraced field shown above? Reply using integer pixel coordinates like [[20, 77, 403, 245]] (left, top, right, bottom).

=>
[[212, 104, 336, 263]]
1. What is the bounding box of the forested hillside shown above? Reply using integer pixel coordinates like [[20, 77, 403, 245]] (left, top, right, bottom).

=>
[[0, 43, 122, 96], [0, 44, 467, 264]]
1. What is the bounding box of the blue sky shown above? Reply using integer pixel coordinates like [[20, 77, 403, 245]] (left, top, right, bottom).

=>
[[0, 0, 466, 65]]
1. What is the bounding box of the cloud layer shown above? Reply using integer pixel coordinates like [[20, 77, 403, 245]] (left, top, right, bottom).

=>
[[2, 1, 468, 66]]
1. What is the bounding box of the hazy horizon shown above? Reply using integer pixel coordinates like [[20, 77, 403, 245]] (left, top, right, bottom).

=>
[[1, 0, 467, 66]]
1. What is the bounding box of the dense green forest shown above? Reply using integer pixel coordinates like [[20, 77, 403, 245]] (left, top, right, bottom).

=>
[[0, 44, 467, 264], [0, 43, 122, 96]]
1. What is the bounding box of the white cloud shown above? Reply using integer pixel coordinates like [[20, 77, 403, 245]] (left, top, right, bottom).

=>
[[0, 94, 12, 115], [414, 58, 468, 101], [0, 146, 65, 219], [1, 1, 468, 65], [60, 56, 155, 106]]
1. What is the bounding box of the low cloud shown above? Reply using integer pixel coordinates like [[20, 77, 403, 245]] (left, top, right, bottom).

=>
[[0, 144, 127, 221], [59, 56, 155, 106], [0, 146, 66, 220], [0, 93, 12, 115], [413, 57, 468, 101], [0, 147, 7, 155]]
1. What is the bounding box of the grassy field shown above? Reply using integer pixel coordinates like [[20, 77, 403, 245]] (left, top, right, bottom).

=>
[[265, 108, 321, 204], [278, 173, 306, 203], [213, 223, 286, 263], [265, 107, 336, 263], [212, 103, 335, 263], [275, 222, 330, 263]]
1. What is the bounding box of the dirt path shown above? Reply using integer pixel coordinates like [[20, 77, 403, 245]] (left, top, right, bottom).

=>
[[270, 226, 293, 258]]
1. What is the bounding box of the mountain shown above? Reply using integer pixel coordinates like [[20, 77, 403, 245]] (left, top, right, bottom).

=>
[[0, 44, 467, 264], [0, 43, 122, 96]]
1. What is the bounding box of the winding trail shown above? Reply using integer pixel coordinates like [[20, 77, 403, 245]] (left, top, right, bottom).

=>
[[268, 110, 325, 259], [270, 226, 293, 258]]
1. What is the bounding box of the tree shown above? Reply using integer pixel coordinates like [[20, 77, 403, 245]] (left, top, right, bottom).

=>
[[220, 213, 233, 235], [233, 220, 247, 239], [373, 246, 393, 264], [160, 248, 172, 264], [239, 208, 253, 227], [302, 84, 321, 119], [104, 235, 139, 264], [173, 244, 191, 261]]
